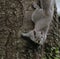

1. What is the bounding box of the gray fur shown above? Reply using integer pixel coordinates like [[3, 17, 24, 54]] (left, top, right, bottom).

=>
[[21, 0, 55, 45]]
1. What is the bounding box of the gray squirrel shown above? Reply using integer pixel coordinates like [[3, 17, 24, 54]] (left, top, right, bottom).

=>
[[21, 0, 55, 45]]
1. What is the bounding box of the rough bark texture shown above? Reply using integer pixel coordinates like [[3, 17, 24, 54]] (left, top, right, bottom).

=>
[[0, 0, 59, 59]]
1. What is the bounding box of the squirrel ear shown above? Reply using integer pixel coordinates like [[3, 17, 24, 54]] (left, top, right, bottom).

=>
[[32, 2, 40, 9]]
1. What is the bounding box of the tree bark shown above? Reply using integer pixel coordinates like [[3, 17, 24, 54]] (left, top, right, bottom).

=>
[[0, 0, 58, 59]]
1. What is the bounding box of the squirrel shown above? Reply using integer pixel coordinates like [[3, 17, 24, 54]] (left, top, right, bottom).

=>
[[21, 0, 55, 45]]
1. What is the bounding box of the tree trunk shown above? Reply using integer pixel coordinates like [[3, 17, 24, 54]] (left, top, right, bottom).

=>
[[0, 0, 59, 59]]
